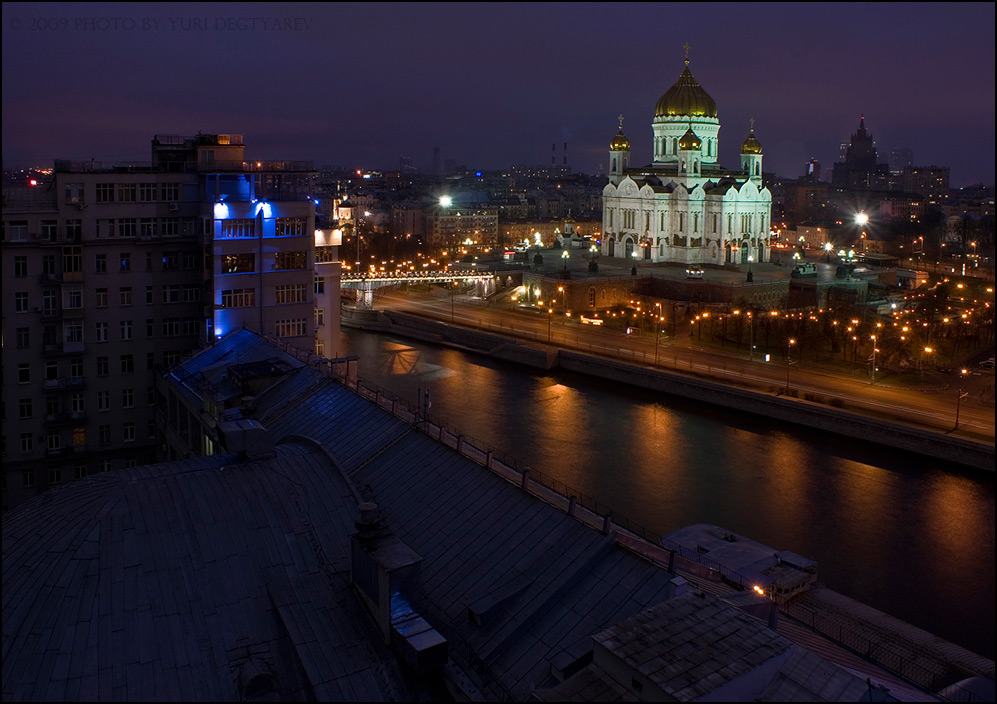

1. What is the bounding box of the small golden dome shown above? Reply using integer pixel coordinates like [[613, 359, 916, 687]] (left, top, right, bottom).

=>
[[741, 131, 763, 154], [610, 129, 631, 151], [655, 66, 718, 118], [678, 127, 702, 151]]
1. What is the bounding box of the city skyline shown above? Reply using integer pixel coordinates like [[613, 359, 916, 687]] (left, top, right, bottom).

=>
[[2, 2, 995, 186]]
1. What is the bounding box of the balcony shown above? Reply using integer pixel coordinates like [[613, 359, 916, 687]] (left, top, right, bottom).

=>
[[39, 273, 62, 285], [62, 271, 83, 283], [42, 341, 85, 356], [62, 307, 85, 319]]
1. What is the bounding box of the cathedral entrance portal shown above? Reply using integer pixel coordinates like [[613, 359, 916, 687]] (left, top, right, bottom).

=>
[[625, 239, 634, 259]]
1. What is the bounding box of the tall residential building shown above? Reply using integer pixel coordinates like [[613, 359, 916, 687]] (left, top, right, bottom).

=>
[[902, 165, 950, 206], [830, 116, 890, 189], [1, 133, 339, 508], [601, 55, 772, 266]]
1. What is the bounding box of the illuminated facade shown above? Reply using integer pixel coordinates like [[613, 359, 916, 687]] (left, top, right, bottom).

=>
[[602, 57, 772, 266], [1, 133, 338, 508]]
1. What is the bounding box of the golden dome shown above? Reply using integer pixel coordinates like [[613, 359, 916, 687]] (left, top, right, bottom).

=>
[[654, 65, 718, 118], [609, 129, 631, 151], [678, 127, 702, 151], [741, 130, 762, 154]]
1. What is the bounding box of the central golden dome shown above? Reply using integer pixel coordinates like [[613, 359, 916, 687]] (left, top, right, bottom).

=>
[[654, 65, 718, 118]]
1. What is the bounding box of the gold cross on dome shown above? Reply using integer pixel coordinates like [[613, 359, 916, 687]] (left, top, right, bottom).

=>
[[618, 114, 624, 129], [683, 42, 691, 62], [749, 116, 755, 131]]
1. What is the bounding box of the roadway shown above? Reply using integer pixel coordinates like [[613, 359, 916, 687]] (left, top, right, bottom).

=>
[[366, 287, 996, 444]]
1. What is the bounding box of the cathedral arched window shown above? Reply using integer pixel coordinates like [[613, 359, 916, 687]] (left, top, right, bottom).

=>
[[612, 158, 617, 172]]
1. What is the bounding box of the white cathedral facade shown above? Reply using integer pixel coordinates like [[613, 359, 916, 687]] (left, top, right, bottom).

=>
[[602, 58, 772, 266]]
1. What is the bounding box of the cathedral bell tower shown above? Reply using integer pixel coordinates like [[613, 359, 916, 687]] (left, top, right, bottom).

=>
[[608, 114, 631, 185], [740, 119, 763, 184]]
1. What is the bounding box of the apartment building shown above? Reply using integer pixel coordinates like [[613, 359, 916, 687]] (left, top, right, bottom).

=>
[[1, 133, 338, 509]]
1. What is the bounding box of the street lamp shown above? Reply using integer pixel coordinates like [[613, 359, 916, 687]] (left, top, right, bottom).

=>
[[921, 346, 933, 381], [654, 302, 663, 365], [547, 308, 553, 343], [557, 285, 566, 313], [824, 241, 833, 262], [561, 249, 570, 270], [954, 384, 969, 430]]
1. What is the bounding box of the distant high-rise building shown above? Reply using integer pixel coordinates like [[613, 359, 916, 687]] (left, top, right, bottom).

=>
[[831, 116, 890, 189], [398, 155, 416, 174], [803, 158, 821, 183], [902, 165, 950, 205], [889, 147, 913, 175]]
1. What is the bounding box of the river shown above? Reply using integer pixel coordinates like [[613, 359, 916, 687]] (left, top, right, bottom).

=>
[[337, 327, 995, 660]]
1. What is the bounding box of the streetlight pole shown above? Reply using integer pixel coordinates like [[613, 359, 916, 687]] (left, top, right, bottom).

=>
[[547, 308, 553, 343], [955, 388, 969, 430], [654, 302, 662, 365], [870, 334, 877, 382], [748, 311, 754, 361], [786, 338, 796, 393]]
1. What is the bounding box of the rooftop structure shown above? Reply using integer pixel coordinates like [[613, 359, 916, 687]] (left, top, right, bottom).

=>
[[3, 328, 902, 702]]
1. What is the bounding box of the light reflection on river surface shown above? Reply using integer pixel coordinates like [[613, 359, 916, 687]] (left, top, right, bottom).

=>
[[339, 328, 995, 659]]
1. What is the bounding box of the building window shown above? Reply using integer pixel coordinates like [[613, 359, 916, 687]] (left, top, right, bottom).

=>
[[95, 322, 108, 342], [96, 356, 109, 376], [123, 422, 135, 443], [21, 434, 34, 454], [120, 287, 132, 305], [99, 425, 111, 445], [120, 320, 133, 341], [274, 284, 307, 304], [275, 217, 306, 237], [222, 253, 255, 274], [42, 254, 56, 275], [96, 219, 115, 238], [18, 363, 31, 383], [221, 288, 256, 307], [140, 218, 156, 238], [275, 319, 307, 338], [46, 361, 58, 380], [118, 218, 136, 237], [75, 465, 88, 480], [65, 183, 84, 204], [314, 276, 325, 294], [120, 253, 131, 272], [162, 183, 180, 201], [72, 392, 85, 413], [146, 319, 154, 337], [15, 292, 29, 312], [19, 398, 33, 419], [23, 469, 36, 486], [139, 183, 158, 202], [95, 253, 107, 273], [41, 220, 57, 241], [122, 388, 134, 409], [97, 390, 110, 411], [64, 321, 84, 344], [93, 288, 108, 307], [96, 183, 115, 202], [120, 354, 134, 373], [117, 184, 136, 202], [274, 251, 307, 270], [17, 327, 30, 348], [47, 395, 61, 415], [315, 308, 325, 327], [219, 219, 255, 238], [14, 255, 28, 277]]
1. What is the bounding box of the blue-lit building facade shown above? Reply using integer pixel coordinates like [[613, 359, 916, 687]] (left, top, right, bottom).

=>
[[1, 133, 339, 508]]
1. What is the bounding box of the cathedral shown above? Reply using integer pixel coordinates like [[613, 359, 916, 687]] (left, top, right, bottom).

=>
[[602, 53, 772, 266]]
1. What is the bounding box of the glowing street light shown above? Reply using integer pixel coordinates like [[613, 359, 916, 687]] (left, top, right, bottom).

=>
[[786, 338, 796, 392], [439, 195, 452, 207], [855, 212, 869, 226]]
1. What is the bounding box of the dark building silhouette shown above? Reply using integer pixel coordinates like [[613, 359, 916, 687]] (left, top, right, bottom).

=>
[[831, 116, 890, 190]]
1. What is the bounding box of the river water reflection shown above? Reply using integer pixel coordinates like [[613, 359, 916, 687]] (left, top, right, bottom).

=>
[[338, 328, 995, 659]]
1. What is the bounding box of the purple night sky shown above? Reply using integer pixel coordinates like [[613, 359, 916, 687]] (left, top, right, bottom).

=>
[[2, 2, 994, 185]]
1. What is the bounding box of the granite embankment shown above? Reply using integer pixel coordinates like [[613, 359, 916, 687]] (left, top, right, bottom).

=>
[[342, 308, 995, 472]]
